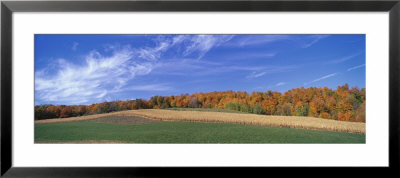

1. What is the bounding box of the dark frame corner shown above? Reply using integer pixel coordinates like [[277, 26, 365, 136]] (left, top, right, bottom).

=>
[[1, 0, 399, 177]]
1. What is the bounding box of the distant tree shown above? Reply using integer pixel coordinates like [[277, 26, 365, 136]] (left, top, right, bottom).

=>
[[60, 107, 72, 118], [239, 103, 251, 113], [252, 104, 264, 114], [189, 97, 199, 108], [34, 84, 365, 122]]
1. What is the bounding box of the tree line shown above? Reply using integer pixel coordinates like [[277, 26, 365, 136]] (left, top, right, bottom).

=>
[[35, 84, 365, 122]]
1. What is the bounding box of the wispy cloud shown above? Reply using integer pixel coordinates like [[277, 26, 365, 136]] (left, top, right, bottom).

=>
[[226, 35, 290, 47], [245, 65, 297, 79], [246, 71, 267, 79], [138, 41, 169, 61], [151, 58, 221, 76], [253, 82, 286, 91], [151, 58, 287, 77], [116, 83, 173, 92], [138, 35, 234, 60], [275, 82, 286, 87], [225, 35, 329, 49], [182, 35, 234, 59], [221, 52, 277, 61], [35, 46, 153, 105], [71, 42, 79, 51], [304, 73, 338, 85], [35, 35, 235, 104], [301, 35, 330, 48], [347, 64, 365, 71], [325, 52, 362, 64]]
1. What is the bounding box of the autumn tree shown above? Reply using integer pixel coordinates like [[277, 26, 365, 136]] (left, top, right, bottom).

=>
[[35, 84, 365, 123]]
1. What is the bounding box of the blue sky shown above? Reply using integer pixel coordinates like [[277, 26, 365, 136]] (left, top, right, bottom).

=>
[[35, 34, 365, 105]]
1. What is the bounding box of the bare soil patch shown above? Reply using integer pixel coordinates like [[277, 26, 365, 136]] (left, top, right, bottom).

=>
[[91, 115, 160, 125]]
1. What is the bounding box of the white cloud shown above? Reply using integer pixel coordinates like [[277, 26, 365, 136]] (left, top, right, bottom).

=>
[[138, 35, 233, 61], [229, 35, 289, 47], [72, 42, 79, 51], [301, 35, 330, 48], [275, 82, 286, 87], [245, 65, 296, 79], [123, 84, 172, 92], [325, 52, 363, 64], [151, 58, 281, 77], [138, 41, 169, 61], [36, 35, 233, 105], [224, 52, 277, 61], [347, 64, 365, 71], [172, 35, 186, 45], [246, 71, 267, 79], [35, 46, 152, 105], [253, 82, 286, 91], [304, 73, 338, 85], [225, 35, 329, 49], [182, 35, 234, 59]]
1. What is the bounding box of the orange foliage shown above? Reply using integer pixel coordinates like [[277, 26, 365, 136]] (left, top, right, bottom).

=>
[[35, 84, 365, 122]]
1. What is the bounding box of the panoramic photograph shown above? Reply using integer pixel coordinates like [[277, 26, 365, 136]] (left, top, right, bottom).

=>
[[34, 34, 366, 143]]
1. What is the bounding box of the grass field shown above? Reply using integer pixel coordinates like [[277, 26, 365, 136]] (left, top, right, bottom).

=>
[[35, 109, 366, 143], [35, 118, 365, 143], [35, 109, 365, 134]]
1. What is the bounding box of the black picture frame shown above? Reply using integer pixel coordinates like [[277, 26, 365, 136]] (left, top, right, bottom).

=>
[[1, 0, 399, 177]]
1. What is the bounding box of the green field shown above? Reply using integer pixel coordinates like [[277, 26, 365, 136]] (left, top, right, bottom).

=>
[[35, 120, 365, 143]]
